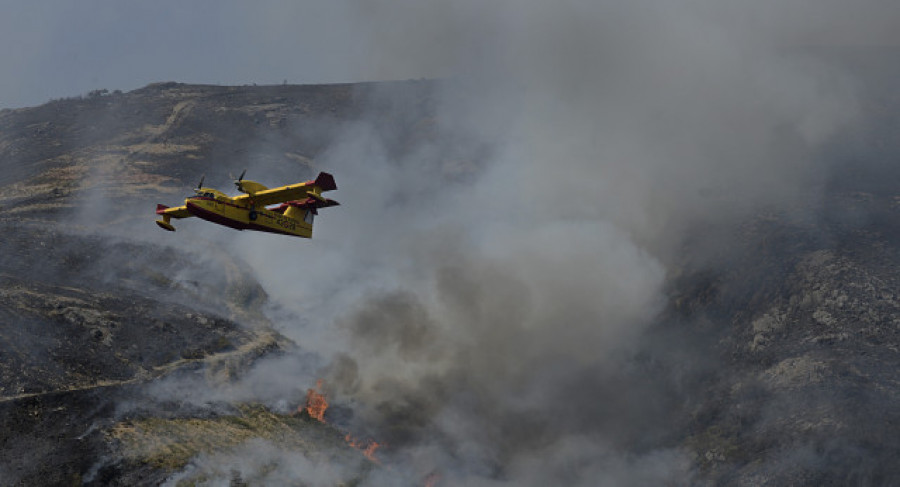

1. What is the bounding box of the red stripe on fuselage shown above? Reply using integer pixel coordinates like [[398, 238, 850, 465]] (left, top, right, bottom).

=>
[[186, 201, 248, 230], [186, 201, 302, 237]]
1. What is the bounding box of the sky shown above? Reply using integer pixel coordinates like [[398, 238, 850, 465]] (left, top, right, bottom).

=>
[[0, 1, 372, 108], [2, 0, 900, 109]]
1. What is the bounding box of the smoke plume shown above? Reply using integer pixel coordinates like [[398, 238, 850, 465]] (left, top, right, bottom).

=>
[[175, 0, 891, 484]]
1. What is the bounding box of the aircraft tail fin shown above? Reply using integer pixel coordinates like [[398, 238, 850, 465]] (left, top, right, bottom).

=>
[[313, 172, 337, 192]]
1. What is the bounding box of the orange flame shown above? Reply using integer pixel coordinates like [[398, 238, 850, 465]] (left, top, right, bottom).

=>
[[303, 379, 328, 422], [345, 434, 383, 463], [301, 380, 384, 463]]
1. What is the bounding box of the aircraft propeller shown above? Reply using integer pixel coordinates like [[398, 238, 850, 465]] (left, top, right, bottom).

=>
[[193, 174, 205, 193], [231, 169, 247, 192]]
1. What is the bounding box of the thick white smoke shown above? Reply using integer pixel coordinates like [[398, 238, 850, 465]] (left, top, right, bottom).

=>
[[199, 0, 876, 484]]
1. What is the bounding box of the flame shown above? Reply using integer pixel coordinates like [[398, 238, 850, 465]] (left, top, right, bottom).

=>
[[302, 379, 328, 422], [345, 433, 383, 463], [301, 380, 384, 463]]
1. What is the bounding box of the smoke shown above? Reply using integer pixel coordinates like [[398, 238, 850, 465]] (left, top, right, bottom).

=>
[[163, 439, 361, 487], [169, 0, 888, 484]]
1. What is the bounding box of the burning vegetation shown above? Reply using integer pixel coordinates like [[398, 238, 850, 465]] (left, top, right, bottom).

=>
[[345, 434, 383, 464], [301, 379, 385, 464], [302, 379, 329, 422]]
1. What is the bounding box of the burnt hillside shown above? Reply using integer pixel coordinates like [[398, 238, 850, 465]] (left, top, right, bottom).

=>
[[0, 66, 898, 485], [0, 81, 441, 485]]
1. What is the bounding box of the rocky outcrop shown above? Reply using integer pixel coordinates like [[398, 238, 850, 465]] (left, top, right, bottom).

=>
[[672, 190, 900, 484]]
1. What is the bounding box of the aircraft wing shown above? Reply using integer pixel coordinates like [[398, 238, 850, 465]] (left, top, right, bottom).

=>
[[156, 204, 193, 218], [233, 172, 337, 207]]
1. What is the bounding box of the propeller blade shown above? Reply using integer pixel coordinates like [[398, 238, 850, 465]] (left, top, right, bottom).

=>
[[196, 175, 205, 190], [231, 170, 247, 191]]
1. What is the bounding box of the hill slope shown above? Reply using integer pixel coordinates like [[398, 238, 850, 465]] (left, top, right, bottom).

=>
[[0, 73, 899, 485]]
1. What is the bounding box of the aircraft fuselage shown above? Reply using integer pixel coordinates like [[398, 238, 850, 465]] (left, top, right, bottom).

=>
[[185, 196, 313, 238]]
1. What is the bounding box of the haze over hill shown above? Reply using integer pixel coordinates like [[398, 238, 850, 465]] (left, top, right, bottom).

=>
[[2, 1, 900, 486], [4, 0, 900, 109]]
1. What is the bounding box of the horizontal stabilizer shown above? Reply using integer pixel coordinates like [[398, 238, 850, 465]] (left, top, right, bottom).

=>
[[296, 197, 340, 209], [319, 198, 340, 208], [271, 197, 340, 214]]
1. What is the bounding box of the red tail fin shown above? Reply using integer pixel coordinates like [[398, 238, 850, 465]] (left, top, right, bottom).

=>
[[313, 172, 337, 192]]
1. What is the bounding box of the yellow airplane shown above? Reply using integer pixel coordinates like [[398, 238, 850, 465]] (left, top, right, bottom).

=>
[[155, 171, 338, 238]]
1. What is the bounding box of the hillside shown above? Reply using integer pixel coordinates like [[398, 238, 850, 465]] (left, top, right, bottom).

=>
[[0, 67, 899, 485], [0, 81, 438, 485]]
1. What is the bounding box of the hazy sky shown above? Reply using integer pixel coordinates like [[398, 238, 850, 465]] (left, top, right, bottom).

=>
[[0, 0, 374, 108], [2, 0, 900, 109]]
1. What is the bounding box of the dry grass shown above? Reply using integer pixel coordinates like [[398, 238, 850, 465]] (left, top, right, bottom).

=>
[[110, 404, 339, 471]]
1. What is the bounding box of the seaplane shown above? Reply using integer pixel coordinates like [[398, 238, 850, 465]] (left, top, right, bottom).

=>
[[155, 171, 339, 238]]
